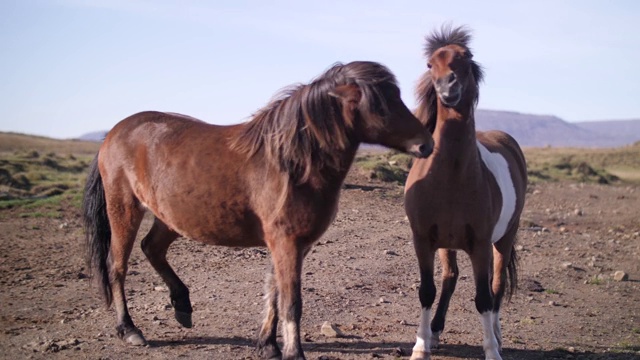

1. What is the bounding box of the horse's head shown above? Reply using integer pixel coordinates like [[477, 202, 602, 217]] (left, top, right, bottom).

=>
[[428, 43, 478, 108], [416, 26, 484, 131], [330, 61, 433, 158]]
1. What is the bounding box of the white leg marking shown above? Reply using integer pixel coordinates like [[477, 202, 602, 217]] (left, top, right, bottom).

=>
[[477, 141, 516, 243], [413, 308, 432, 355], [480, 311, 502, 360], [281, 320, 298, 356], [492, 311, 502, 352]]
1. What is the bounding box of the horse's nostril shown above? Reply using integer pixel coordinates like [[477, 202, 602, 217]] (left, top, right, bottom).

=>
[[448, 72, 457, 84]]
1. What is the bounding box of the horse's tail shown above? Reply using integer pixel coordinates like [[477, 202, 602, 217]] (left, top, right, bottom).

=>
[[505, 235, 519, 301], [82, 154, 113, 307]]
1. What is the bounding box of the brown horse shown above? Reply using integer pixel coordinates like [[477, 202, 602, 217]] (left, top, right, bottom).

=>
[[404, 27, 527, 360], [82, 61, 434, 360]]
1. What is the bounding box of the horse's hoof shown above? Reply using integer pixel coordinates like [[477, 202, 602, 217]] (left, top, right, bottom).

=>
[[484, 349, 503, 360], [410, 350, 431, 360], [124, 330, 147, 346], [429, 332, 441, 349], [257, 344, 282, 360], [175, 311, 193, 328]]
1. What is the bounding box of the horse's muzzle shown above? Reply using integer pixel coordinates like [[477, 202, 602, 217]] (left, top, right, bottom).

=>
[[435, 73, 462, 107], [410, 142, 434, 158]]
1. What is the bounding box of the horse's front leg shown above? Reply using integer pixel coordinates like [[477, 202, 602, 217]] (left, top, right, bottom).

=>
[[269, 239, 305, 360], [411, 237, 437, 360], [257, 267, 281, 360], [430, 249, 459, 349], [471, 242, 501, 360]]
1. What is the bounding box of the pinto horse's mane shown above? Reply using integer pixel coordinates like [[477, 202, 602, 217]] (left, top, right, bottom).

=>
[[231, 61, 396, 183], [415, 25, 484, 133]]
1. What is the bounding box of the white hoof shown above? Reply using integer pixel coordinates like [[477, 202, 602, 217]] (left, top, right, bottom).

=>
[[124, 331, 147, 346], [410, 350, 431, 360]]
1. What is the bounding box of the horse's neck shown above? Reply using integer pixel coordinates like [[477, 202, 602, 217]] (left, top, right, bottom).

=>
[[306, 144, 359, 190], [432, 106, 480, 173]]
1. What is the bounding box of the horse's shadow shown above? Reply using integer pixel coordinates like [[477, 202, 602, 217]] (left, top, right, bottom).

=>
[[149, 336, 640, 359], [342, 183, 386, 191]]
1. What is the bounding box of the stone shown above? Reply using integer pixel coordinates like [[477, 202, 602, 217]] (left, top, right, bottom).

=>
[[515, 245, 524, 251], [613, 271, 628, 282], [561, 262, 573, 269], [320, 321, 343, 338], [383, 250, 397, 256], [523, 279, 544, 292]]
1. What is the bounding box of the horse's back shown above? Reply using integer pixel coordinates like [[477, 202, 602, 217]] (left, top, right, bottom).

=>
[[104, 111, 213, 145], [96, 111, 267, 245]]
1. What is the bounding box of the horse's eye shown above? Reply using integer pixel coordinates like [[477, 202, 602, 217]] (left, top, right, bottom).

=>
[[427, 63, 432, 69]]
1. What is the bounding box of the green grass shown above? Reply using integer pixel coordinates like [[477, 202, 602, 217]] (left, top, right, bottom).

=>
[[352, 142, 640, 185], [544, 289, 560, 295], [354, 151, 414, 184], [585, 276, 605, 285], [19, 211, 63, 219], [523, 142, 640, 184], [0, 133, 97, 213], [611, 341, 640, 353]]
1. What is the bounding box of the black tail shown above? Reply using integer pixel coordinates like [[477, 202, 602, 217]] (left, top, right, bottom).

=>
[[82, 154, 113, 307], [505, 236, 519, 301]]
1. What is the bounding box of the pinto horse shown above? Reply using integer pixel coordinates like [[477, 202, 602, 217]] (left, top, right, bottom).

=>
[[82, 61, 434, 360], [404, 27, 527, 360]]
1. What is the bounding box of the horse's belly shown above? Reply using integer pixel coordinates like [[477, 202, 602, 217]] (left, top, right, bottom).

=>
[[157, 206, 266, 248]]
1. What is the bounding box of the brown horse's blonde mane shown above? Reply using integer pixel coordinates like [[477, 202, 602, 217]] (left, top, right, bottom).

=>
[[415, 25, 484, 133], [231, 61, 397, 183]]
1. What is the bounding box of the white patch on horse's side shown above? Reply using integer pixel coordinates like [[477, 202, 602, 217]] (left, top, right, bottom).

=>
[[413, 308, 432, 354], [480, 311, 502, 360], [477, 141, 516, 243]]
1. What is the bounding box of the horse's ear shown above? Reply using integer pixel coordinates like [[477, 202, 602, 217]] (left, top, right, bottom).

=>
[[328, 84, 362, 109]]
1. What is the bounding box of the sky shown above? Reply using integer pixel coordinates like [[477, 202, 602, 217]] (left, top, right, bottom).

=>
[[1, 0, 639, 139]]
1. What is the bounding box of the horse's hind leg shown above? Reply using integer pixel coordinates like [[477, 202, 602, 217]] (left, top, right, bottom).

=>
[[490, 227, 518, 352], [430, 249, 459, 348], [106, 196, 146, 345], [140, 218, 192, 328], [257, 267, 281, 359]]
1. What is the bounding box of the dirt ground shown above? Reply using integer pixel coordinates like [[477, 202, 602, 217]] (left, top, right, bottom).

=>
[[1, 170, 639, 360]]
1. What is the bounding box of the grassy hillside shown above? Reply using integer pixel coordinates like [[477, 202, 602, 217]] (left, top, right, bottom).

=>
[[523, 142, 640, 183], [355, 142, 640, 185], [0, 132, 100, 218], [1, 131, 639, 218], [0, 132, 100, 155]]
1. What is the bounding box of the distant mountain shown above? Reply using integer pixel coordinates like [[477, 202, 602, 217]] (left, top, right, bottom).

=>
[[77, 131, 107, 142], [475, 110, 638, 148], [77, 111, 640, 148], [574, 119, 640, 146]]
